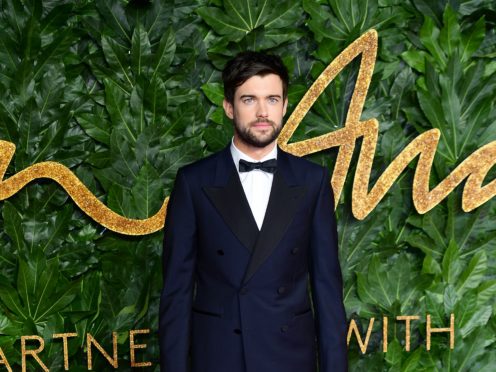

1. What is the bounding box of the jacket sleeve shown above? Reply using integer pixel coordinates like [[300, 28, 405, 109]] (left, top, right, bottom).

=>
[[309, 167, 348, 372], [159, 168, 197, 372]]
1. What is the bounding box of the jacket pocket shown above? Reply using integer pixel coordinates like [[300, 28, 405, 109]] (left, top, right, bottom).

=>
[[192, 306, 223, 318], [292, 307, 312, 320]]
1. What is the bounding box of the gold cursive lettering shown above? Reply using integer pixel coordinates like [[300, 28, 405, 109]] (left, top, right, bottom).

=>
[[1, 30, 495, 234]]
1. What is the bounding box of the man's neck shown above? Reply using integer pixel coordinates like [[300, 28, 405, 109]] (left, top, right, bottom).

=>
[[232, 136, 277, 160]]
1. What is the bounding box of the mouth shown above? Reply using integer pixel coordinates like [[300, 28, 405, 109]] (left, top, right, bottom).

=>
[[253, 123, 271, 128]]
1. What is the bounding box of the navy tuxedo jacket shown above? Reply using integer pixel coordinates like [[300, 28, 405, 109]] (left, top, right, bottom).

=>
[[159, 145, 347, 372]]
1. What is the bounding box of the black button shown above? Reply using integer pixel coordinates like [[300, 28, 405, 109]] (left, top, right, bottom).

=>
[[233, 328, 242, 335], [217, 249, 224, 255], [280, 325, 288, 333], [291, 247, 299, 255], [277, 286, 286, 294], [239, 287, 248, 295]]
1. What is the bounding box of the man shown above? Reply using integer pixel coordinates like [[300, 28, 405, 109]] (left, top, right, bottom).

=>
[[159, 51, 347, 372]]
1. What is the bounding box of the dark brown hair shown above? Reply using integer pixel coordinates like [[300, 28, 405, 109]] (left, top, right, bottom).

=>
[[222, 51, 289, 104]]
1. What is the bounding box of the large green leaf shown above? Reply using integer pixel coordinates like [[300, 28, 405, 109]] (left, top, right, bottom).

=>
[[456, 251, 487, 295], [197, 0, 304, 55], [442, 239, 462, 284], [2, 202, 26, 252], [356, 253, 424, 313]]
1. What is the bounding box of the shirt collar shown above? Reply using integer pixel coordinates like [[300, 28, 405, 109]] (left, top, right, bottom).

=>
[[230, 137, 278, 172]]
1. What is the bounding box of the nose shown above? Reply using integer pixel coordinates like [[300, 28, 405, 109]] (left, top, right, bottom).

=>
[[256, 101, 268, 119]]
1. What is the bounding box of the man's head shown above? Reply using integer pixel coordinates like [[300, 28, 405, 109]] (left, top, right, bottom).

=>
[[222, 52, 289, 151]]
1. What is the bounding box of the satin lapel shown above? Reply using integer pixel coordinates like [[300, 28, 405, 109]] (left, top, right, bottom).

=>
[[202, 147, 259, 253], [242, 150, 306, 284]]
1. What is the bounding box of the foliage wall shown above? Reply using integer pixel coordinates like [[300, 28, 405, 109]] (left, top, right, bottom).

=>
[[0, 0, 495, 370]]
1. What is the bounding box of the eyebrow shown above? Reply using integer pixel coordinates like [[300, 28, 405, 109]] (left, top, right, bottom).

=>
[[239, 94, 282, 99]]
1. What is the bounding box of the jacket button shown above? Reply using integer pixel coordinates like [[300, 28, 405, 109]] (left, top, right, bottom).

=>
[[280, 325, 288, 333], [217, 249, 224, 255], [233, 328, 242, 335], [291, 247, 299, 255], [277, 286, 286, 294], [239, 287, 248, 295]]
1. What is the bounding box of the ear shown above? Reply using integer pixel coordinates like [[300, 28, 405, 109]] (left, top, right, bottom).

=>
[[223, 99, 234, 120], [282, 97, 288, 116]]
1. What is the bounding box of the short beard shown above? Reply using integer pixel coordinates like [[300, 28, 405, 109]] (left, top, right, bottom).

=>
[[233, 117, 282, 148]]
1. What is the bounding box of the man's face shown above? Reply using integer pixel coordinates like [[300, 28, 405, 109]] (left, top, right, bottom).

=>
[[223, 74, 288, 148]]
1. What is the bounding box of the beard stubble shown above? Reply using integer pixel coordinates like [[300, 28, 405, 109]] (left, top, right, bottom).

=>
[[233, 116, 283, 148]]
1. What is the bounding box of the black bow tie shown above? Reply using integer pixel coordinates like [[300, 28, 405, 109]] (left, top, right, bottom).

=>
[[239, 158, 277, 173]]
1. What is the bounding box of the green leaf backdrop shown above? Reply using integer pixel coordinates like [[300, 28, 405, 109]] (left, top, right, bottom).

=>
[[0, 0, 495, 370]]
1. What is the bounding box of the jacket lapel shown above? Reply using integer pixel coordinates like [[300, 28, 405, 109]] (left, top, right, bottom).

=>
[[202, 146, 260, 252], [242, 149, 306, 284], [203, 145, 307, 282]]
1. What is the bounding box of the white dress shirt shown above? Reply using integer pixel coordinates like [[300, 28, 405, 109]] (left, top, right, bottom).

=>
[[230, 138, 277, 230]]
